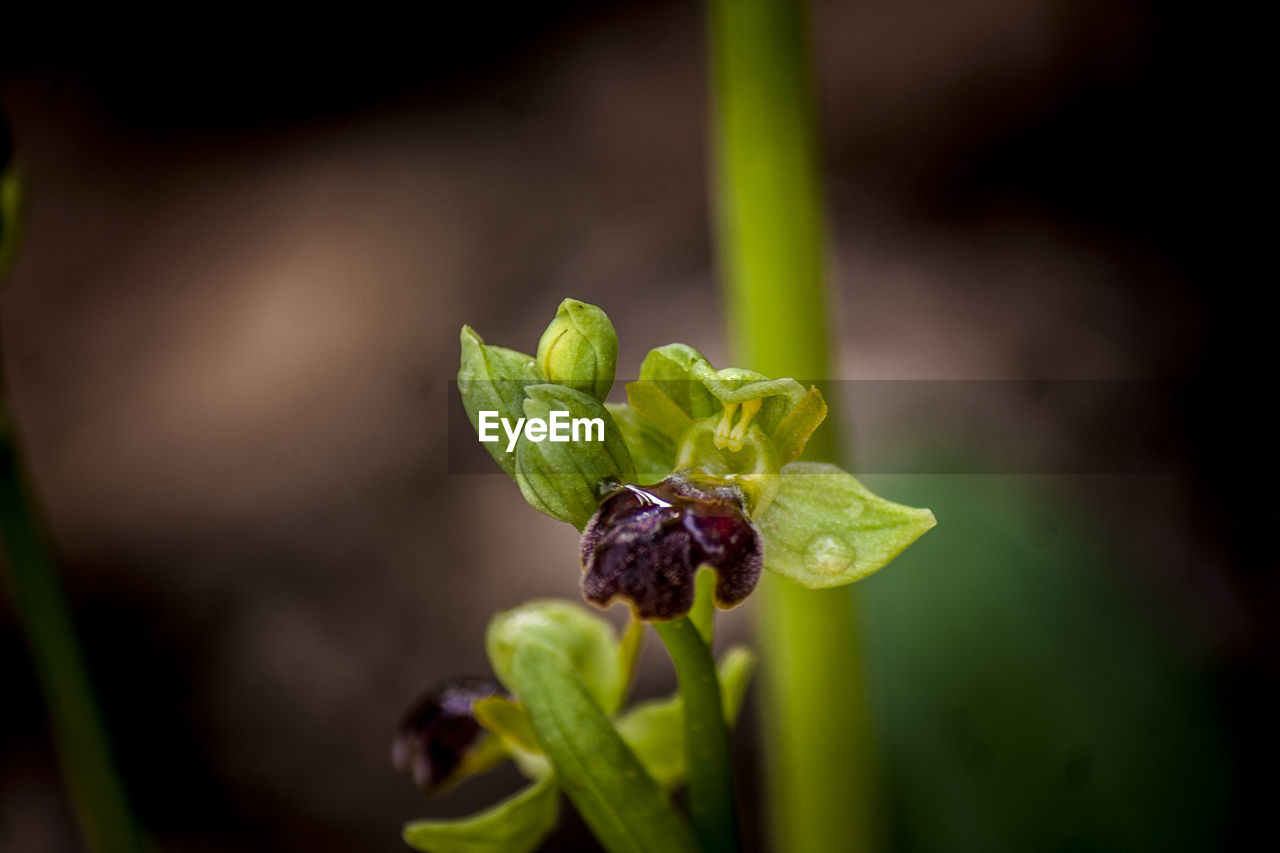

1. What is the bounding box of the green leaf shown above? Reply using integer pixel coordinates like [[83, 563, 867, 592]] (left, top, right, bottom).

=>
[[457, 326, 543, 477], [486, 600, 627, 717], [536, 298, 618, 402], [511, 641, 700, 853], [615, 645, 756, 792], [402, 775, 559, 853], [514, 385, 634, 529], [606, 403, 677, 484], [755, 462, 936, 588]]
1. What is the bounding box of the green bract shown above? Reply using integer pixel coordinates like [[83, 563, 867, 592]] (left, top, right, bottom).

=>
[[515, 385, 634, 529], [486, 600, 630, 717], [457, 326, 542, 478]]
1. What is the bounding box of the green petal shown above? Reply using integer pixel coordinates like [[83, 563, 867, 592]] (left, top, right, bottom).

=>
[[486, 600, 627, 717], [756, 462, 937, 588], [606, 403, 677, 484], [402, 775, 558, 853], [615, 646, 756, 792], [514, 385, 635, 529], [457, 326, 543, 477]]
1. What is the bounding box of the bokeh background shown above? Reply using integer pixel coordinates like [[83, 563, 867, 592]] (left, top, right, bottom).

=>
[[1, 1, 1270, 851]]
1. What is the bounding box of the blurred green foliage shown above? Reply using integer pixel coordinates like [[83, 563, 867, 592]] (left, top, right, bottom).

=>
[[861, 475, 1227, 853]]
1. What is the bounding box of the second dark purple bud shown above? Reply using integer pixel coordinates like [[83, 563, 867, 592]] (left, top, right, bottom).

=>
[[392, 678, 505, 795]]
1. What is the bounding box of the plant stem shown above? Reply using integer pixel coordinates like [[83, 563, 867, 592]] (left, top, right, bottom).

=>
[[0, 430, 148, 853], [708, 0, 879, 851], [654, 616, 739, 853]]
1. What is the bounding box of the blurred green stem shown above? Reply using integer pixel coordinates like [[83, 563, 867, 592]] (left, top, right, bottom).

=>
[[709, 0, 879, 851], [653, 615, 739, 853], [0, 429, 147, 853]]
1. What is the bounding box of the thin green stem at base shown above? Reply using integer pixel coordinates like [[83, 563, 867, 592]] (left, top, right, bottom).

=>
[[709, 0, 881, 850], [654, 616, 739, 853], [0, 433, 148, 853]]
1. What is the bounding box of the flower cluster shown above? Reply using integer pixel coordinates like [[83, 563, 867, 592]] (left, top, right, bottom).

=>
[[457, 298, 936, 621], [394, 299, 935, 852]]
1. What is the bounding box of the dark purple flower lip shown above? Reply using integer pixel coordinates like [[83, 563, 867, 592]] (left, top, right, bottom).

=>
[[392, 678, 506, 795], [580, 476, 763, 621]]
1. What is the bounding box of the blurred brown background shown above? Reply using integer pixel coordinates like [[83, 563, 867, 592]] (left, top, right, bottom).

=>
[[1, 1, 1269, 851]]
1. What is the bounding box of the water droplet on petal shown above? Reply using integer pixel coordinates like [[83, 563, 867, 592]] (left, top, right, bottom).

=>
[[803, 533, 856, 578]]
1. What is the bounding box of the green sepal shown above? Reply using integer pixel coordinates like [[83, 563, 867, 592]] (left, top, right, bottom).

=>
[[615, 645, 756, 792], [630, 344, 809, 438], [514, 385, 635, 529], [402, 774, 559, 853], [509, 641, 700, 853], [486, 600, 628, 717], [770, 386, 828, 465], [606, 403, 677, 485], [625, 380, 693, 441], [451, 727, 510, 787], [474, 696, 542, 756], [635, 344, 722, 419], [458, 326, 543, 477], [755, 462, 937, 588], [536, 298, 618, 402]]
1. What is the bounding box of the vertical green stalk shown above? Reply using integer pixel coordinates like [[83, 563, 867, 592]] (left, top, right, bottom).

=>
[[654, 616, 739, 853], [0, 432, 148, 853], [708, 1, 879, 851]]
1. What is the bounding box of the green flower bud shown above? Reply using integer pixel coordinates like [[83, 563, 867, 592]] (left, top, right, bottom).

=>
[[514, 384, 635, 529], [458, 326, 542, 477], [536, 299, 617, 402]]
